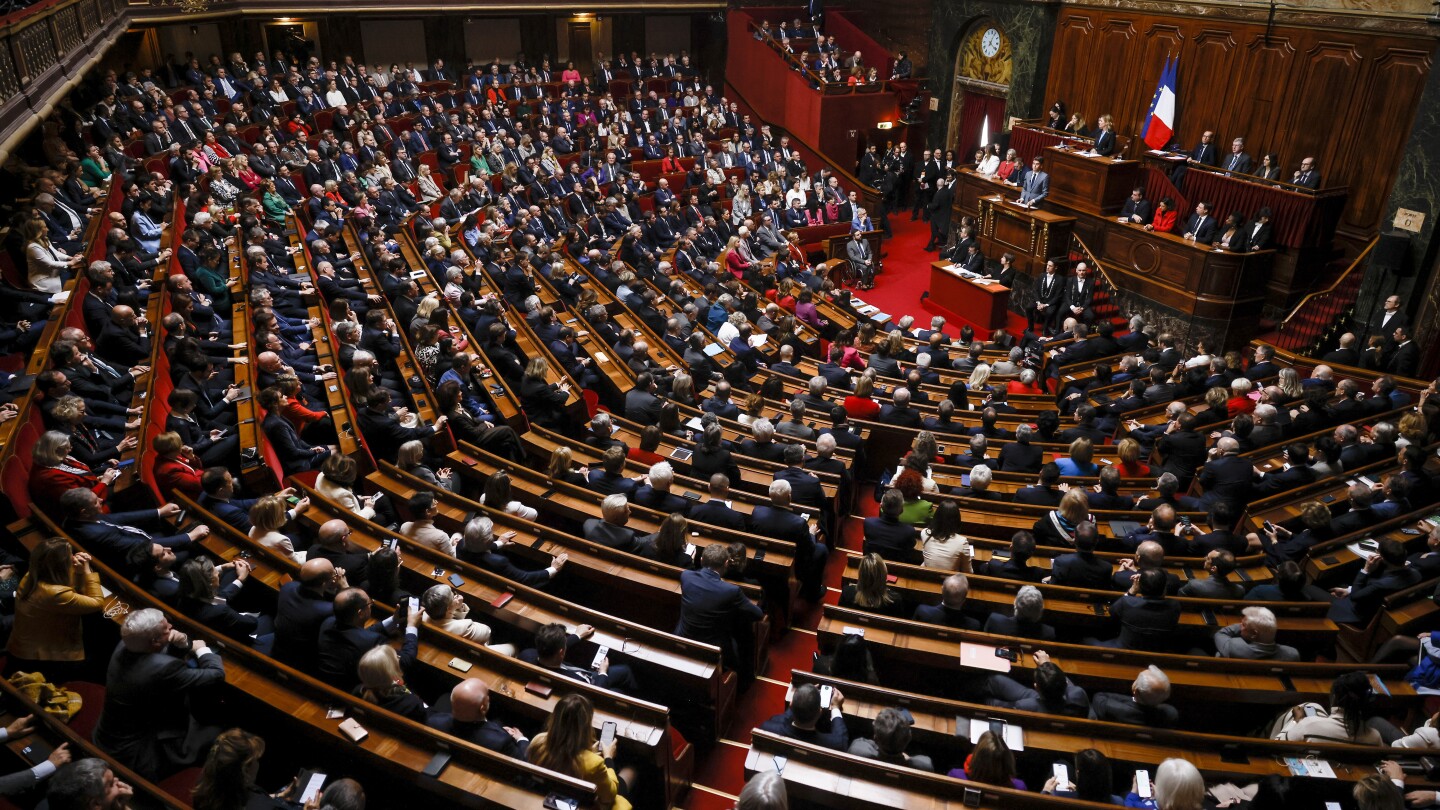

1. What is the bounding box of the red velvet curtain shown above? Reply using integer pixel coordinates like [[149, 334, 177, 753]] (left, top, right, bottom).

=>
[[954, 91, 1007, 162]]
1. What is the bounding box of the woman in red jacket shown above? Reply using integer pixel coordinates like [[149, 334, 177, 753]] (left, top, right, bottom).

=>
[[29, 431, 119, 515], [1147, 197, 1178, 234], [724, 235, 753, 280], [152, 431, 203, 503], [660, 146, 684, 174]]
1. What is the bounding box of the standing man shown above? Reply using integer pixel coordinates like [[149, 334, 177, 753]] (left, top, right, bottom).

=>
[[925, 174, 954, 252], [676, 544, 765, 680], [1027, 259, 1064, 336], [1063, 263, 1096, 324], [1018, 157, 1048, 208]]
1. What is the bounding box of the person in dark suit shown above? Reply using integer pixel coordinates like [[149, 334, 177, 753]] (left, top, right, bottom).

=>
[[701, 382, 742, 420], [316, 588, 416, 691], [93, 608, 226, 779], [1105, 568, 1181, 651], [862, 490, 920, 564], [1292, 156, 1320, 189], [1242, 207, 1273, 251], [1089, 665, 1179, 728], [1047, 523, 1113, 589], [1017, 156, 1048, 207], [912, 573, 981, 630], [1321, 334, 1361, 367], [59, 489, 198, 570], [1252, 442, 1317, 498], [258, 387, 333, 475], [1156, 414, 1207, 489], [519, 623, 639, 694], [1118, 187, 1153, 225], [354, 388, 444, 464], [1220, 137, 1252, 174], [689, 474, 749, 532], [1013, 463, 1065, 507], [924, 175, 955, 251], [442, 679, 530, 758], [586, 446, 639, 498], [876, 388, 923, 428], [1197, 437, 1253, 508], [1182, 202, 1217, 242], [998, 425, 1045, 473], [582, 495, 639, 551], [760, 684, 850, 751], [675, 545, 765, 672], [1186, 130, 1218, 169], [750, 478, 828, 600], [982, 585, 1056, 641], [982, 652, 1089, 717], [1027, 260, 1065, 335], [1387, 326, 1419, 378], [459, 515, 565, 587], [1368, 295, 1408, 345], [986, 531, 1045, 583], [1091, 115, 1117, 156], [1061, 263, 1096, 323], [1328, 539, 1423, 625]]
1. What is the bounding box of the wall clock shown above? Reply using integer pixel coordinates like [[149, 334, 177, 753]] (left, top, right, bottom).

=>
[[981, 28, 1002, 58]]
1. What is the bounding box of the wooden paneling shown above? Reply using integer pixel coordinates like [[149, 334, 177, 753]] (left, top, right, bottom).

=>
[[1043, 7, 1433, 237]]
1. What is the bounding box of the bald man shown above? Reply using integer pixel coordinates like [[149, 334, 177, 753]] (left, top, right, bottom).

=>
[[273, 558, 347, 670], [1197, 436, 1252, 509], [306, 519, 372, 591], [436, 679, 530, 757], [96, 304, 153, 368]]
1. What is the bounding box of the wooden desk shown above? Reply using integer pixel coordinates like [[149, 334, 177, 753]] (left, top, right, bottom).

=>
[[1045, 145, 1142, 215], [927, 262, 1010, 330], [979, 196, 1075, 279]]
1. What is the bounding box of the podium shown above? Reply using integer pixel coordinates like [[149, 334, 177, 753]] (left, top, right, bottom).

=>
[[929, 262, 1010, 331], [1045, 146, 1141, 215], [977, 196, 1075, 278]]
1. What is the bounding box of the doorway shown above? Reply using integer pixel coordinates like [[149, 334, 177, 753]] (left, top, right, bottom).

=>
[[567, 22, 594, 74], [954, 90, 1007, 161]]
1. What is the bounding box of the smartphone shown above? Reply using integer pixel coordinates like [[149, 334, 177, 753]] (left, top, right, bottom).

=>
[[819, 684, 833, 709], [448, 657, 472, 673], [287, 496, 300, 506], [995, 647, 1018, 663], [592, 645, 609, 671], [325, 706, 345, 719], [448, 573, 465, 588], [432, 566, 445, 577], [421, 750, 452, 778], [298, 771, 327, 805], [1262, 520, 1276, 533], [1136, 770, 1152, 799], [542, 795, 579, 810], [753, 548, 765, 563], [599, 721, 617, 748], [408, 597, 420, 613], [1052, 762, 1071, 792], [383, 537, 398, 551]]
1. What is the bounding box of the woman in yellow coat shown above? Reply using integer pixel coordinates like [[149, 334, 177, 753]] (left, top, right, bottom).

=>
[[528, 694, 634, 810], [6, 538, 106, 680]]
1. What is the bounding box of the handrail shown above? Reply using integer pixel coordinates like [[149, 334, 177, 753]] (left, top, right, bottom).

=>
[[1280, 235, 1380, 324]]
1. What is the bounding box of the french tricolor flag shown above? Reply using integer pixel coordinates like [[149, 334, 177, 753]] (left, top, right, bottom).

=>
[[1142, 56, 1177, 150]]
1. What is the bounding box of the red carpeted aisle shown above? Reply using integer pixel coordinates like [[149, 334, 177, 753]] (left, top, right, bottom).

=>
[[681, 216, 976, 807], [849, 216, 1030, 340]]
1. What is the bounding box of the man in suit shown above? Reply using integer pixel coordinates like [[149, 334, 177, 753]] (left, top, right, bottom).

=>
[[1196, 437, 1252, 508], [1047, 522, 1113, 589], [760, 684, 850, 751], [1177, 550, 1246, 599], [1106, 568, 1181, 651], [1156, 413, 1207, 489], [1062, 263, 1096, 323], [689, 474, 749, 532], [1387, 325, 1419, 377], [912, 573, 982, 629], [1221, 137, 1252, 174], [1213, 607, 1300, 661], [1368, 296, 1408, 345], [863, 490, 920, 564], [1018, 156, 1048, 208], [924, 174, 955, 251], [59, 489, 199, 571], [1328, 539, 1422, 624], [259, 388, 333, 475], [93, 610, 224, 782], [586, 447, 639, 497], [582, 495, 639, 551], [623, 372, 665, 423], [1186, 130, 1218, 169], [1089, 665, 1179, 728], [316, 587, 418, 690], [986, 531, 1044, 582], [1027, 259, 1064, 335], [1242, 207, 1273, 251], [958, 242, 985, 275], [982, 652, 1089, 717], [520, 623, 639, 694], [701, 382, 742, 420], [1013, 463, 1064, 507], [1292, 156, 1321, 189], [846, 230, 876, 288], [1182, 201, 1217, 242], [1119, 187, 1152, 225], [876, 388, 923, 428], [443, 679, 530, 757], [676, 544, 765, 673], [983, 586, 1056, 641], [751, 479, 827, 601], [1251, 442, 1317, 498]]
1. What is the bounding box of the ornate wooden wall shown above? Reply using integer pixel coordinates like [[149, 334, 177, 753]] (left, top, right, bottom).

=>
[[1042, 6, 1432, 239]]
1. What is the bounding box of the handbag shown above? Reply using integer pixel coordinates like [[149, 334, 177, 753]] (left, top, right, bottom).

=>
[[8, 672, 83, 721]]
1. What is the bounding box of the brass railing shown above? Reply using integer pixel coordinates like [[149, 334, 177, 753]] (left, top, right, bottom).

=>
[[1274, 235, 1380, 355]]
